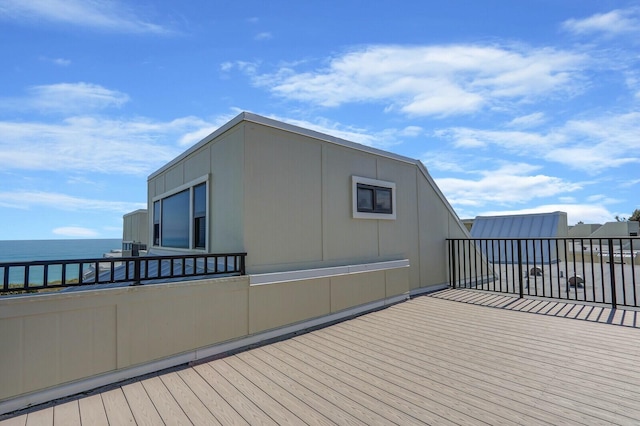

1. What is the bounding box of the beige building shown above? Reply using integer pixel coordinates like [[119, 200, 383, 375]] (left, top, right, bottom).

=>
[[122, 209, 148, 256], [147, 111, 468, 292]]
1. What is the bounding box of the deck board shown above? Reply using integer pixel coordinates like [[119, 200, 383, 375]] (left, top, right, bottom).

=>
[[24, 407, 52, 426], [120, 381, 163, 425], [140, 376, 191, 425], [52, 400, 80, 426], [78, 394, 108, 426], [2, 289, 640, 425], [101, 388, 135, 425]]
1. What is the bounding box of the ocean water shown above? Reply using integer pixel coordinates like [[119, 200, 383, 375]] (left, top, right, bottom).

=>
[[0, 239, 122, 263], [0, 239, 122, 287]]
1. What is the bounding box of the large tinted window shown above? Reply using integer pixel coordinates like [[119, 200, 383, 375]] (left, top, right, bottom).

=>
[[161, 189, 189, 248]]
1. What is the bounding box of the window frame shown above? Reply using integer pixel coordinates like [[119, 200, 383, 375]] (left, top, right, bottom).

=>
[[352, 176, 396, 220], [151, 175, 209, 251]]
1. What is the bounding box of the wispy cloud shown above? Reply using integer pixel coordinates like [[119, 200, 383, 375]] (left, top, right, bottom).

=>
[[0, 191, 145, 213], [0, 115, 217, 175], [249, 44, 586, 117], [507, 112, 546, 128], [0, 0, 172, 34], [254, 32, 272, 41], [435, 163, 582, 208], [52, 226, 99, 237], [40, 56, 71, 66], [436, 111, 640, 173], [562, 8, 640, 37], [1, 82, 130, 114]]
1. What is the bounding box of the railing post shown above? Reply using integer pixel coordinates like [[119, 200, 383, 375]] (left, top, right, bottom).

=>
[[132, 258, 141, 286], [517, 239, 524, 299], [608, 238, 617, 309], [450, 240, 457, 289]]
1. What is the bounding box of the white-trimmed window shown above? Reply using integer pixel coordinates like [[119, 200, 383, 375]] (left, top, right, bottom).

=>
[[352, 176, 396, 220], [152, 176, 209, 250]]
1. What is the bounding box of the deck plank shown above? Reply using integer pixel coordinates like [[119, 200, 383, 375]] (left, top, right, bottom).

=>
[[176, 367, 249, 425], [159, 372, 221, 425], [234, 351, 365, 425], [52, 400, 80, 426], [101, 388, 135, 425], [140, 376, 191, 425], [120, 381, 163, 426], [194, 363, 277, 425], [222, 356, 334, 426], [24, 408, 52, 426], [78, 394, 108, 426]]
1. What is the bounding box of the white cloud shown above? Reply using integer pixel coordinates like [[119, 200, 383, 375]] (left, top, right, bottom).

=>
[[562, 9, 640, 36], [255, 32, 272, 41], [52, 226, 99, 238], [0, 191, 145, 213], [251, 44, 586, 117], [2, 82, 130, 114], [39, 56, 71, 66], [435, 163, 582, 208], [507, 112, 546, 128], [436, 111, 640, 173], [0, 114, 217, 175], [0, 0, 171, 34], [436, 127, 560, 150]]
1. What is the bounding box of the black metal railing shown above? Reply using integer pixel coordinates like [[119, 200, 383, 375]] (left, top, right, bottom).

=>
[[0, 252, 247, 294], [447, 237, 640, 308]]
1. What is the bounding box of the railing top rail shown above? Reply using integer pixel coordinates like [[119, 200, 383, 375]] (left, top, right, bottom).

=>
[[0, 252, 248, 268]]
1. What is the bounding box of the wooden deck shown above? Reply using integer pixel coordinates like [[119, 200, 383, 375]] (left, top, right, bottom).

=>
[[3, 289, 640, 425]]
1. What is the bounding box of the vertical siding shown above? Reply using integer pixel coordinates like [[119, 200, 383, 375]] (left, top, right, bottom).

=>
[[322, 144, 379, 262], [377, 159, 420, 288], [417, 173, 452, 289], [244, 124, 323, 270], [210, 127, 244, 253]]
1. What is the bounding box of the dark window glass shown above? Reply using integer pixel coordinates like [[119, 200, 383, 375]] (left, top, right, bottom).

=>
[[193, 183, 206, 248], [357, 186, 374, 212], [161, 190, 189, 248], [357, 183, 392, 214], [375, 187, 392, 213], [153, 201, 160, 246]]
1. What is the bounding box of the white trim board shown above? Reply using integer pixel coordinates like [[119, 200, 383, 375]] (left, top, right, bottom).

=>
[[249, 259, 410, 286]]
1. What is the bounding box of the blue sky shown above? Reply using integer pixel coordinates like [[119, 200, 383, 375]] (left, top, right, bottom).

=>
[[1, 0, 639, 240]]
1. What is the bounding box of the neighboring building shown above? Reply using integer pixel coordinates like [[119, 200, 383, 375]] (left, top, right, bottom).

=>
[[589, 221, 639, 238], [122, 209, 148, 256], [461, 218, 474, 231], [568, 223, 601, 238], [147, 111, 469, 292], [469, 211, 568, 264]]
